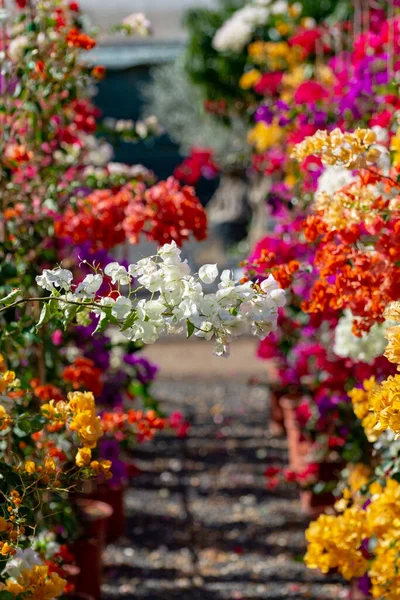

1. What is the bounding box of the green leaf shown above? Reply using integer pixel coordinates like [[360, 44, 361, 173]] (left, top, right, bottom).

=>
[[93, 312, 109, 335], [36, 302, 51, 330], [0, 591, 16, 599], [0, 288, 20, 306], [186, 320, 195, 338], [120, 311, 137, 332]]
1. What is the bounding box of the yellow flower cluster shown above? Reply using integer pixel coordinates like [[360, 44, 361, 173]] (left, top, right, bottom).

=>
[[305, 507, 369, 580], [368, 374, 400, 435], [390, 126, 400, 167], [0, 370, 16, 393], [292, 128, 381, 169], [67, 391, 103, 449], [247, 40, 301, 70], [248, 122, 282, 153], [306, 479, 400, 594], [384, 324, 400, 368], [239, 69, 261, 90], [75, 446, 112, 478], [0, 370, 16, 431], [315, 180, 382, 231], [370, 538, 400, 600], [41, 391, 108, 471], [348, 377, 381, 442], [3, 565, 66, 599]]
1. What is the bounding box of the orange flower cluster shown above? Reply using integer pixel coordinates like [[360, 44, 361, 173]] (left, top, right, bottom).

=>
[[303, 239, 400, 334], [30, 380, 64, 403], [62, 357, 103, 396], [101, 409, 166, 443], [244, 248, 300, 289], [66, 28, 96, 50]]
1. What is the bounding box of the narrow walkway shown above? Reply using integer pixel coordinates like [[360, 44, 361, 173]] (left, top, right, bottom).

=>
[[102, 340, 348, 600]]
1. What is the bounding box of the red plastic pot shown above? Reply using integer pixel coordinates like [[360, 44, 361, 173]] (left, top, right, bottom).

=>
[[72, 537, 103, 600], [87, 484, 126, 542], [75, 499, 113, 544]]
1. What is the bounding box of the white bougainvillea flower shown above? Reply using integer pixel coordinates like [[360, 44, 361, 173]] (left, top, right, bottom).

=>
[[104, 263, 131, 285], [75, 274, 103, 296], [36, 268, 73, 292], [34, 243, 285, 356], [111, 296, 132, 320], [198, 264, 218, 284]]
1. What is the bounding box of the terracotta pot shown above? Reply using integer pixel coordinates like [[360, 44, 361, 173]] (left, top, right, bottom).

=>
[[280, 395, 311, 471], [350, 579, 372, 599], [269, 386, 286, 436], [75, 499, 113, 544], [72, 538, 103, 600], [88, 484, 126, 542]]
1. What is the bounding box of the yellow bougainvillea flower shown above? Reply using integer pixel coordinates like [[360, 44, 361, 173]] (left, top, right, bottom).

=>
[[90, 460, 112, 478], [385, 325, 400, 368], [292, 127, 380, 169], [6, 565, 66, 600], [41, 400, 68, 423], [304, 507, 369, 580], [369, 374, 400, 435], [67, 391, 103, 449], [239, 69, 261, 90], [75, 447, 92, 467], [248, 122, 282, 153], [24, 461, 36, 474], [0, 370, 15, 393], [348, 377, 380, 442], [0, 405, 12, 431]]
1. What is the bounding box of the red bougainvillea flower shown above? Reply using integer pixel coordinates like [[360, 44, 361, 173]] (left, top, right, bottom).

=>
[[55, 186, 133, 250], [254, 72, 283, 96], [289, 28, 323, 57], [265, 466, 281, 478], [56, 178, 207, 250], [174, 147, 218, 185], [62, 357, 103, 396], [123, 177, 207, 246], [294, 81, 329, 105]]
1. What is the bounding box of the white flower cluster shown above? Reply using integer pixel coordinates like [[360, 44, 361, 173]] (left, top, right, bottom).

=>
[[36, 242, 285, 357], [120, 12, 152, 36], [103, 116, 162, 140], [83, 162, 155, 184], [333, 309, 390, 364], [4, 548, 42, 579], [316, 165, 356, 197], [212, 4, 271, 54]]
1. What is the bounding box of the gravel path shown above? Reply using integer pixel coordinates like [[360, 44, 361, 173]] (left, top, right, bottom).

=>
[[102, 340, 348, 599]]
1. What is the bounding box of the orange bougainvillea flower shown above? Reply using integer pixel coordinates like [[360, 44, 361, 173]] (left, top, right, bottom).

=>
[[91, 65, 106, 80], [4, 144, 33, 167], [66, 28, 96, 50], [31, 380, 64, 403], [62, 357, 103, 396]]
